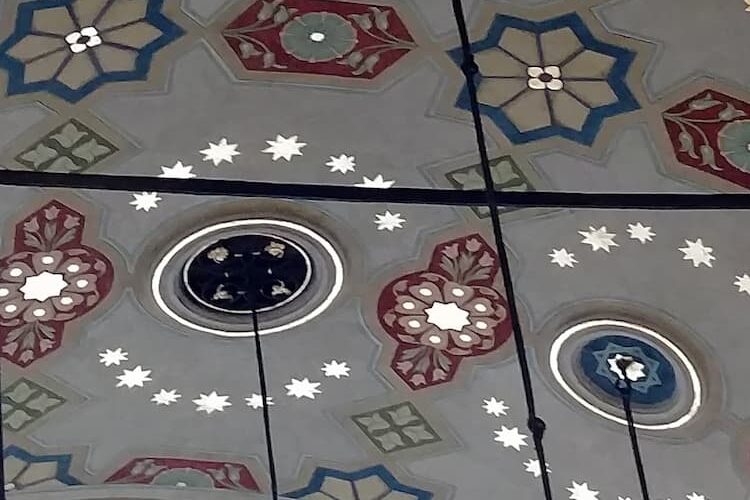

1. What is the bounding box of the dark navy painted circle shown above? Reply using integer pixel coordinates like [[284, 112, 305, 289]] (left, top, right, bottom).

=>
[[580, 334, 676, 405]]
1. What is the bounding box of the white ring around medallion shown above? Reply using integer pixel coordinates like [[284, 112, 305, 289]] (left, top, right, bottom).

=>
[[152, 219, 344, 337], [549, 319, 701, 430]]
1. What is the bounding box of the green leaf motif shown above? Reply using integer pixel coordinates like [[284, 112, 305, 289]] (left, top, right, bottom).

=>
[[388, 404, 419, 426], [19, 144, 58, 168], [72, 139, 111, 163], [374, 431, 404, 451], [50, 123, 86, 148], [356, 412, 390, 432], [5, 382, 34, 404], [4, 410, 33, 431]]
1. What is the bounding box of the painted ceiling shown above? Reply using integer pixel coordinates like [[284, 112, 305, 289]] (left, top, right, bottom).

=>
[[0, 0, 748, 499]]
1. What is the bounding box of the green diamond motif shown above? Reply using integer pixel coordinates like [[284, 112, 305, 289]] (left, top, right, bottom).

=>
[[2, 378, 65, 432], [352, 402, 440, 454]]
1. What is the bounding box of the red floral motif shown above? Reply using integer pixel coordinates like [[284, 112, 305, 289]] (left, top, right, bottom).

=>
[[663, 89, 750, 187], [0, 201, 113, 367], [378, 235, 511, 390], [222, 0, 416, 79], [106, 457, 260, 491]]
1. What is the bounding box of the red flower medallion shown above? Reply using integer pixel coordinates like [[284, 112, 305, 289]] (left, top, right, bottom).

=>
[[377, 235, 512, 390], [222, 0, 416, 80], [0, 201, 113, 367], [663, 89, 750, 188]]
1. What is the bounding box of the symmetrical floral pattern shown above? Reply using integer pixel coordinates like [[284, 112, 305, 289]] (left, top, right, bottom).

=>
[[222, 0, 416, 79], [2, 377, 65, 432], [0, 201, 113, 367], [285, 465, 433, 499], [378, 235, 511, 389], [352, 402, 441, 454], [449, 14, 638, 145], [106, 457, 260, 491], [0, 0, 184, 102], [663, 89, 750, 188], [3, 445, 81, 492]]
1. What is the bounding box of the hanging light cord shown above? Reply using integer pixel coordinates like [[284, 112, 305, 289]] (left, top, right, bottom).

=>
[[252, 309, 280, 500], [449, 1, 554, 498], [616, 361, 651, 500]]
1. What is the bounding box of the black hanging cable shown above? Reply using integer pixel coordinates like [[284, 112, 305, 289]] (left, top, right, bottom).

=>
[[449, 1, 554, 498], [252, 309, 279, 500], [0, 360, 5, 500], [616, 359, 651, 500]]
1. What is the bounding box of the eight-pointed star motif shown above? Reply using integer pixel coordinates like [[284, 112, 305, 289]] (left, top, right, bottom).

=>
[[523, 458, 550, 478], [549, 248, 578, 268], [493, 425, 528, 451], [627, 222, 655, 244], [374, 211, 406, 231], [193, 391, 232, 414], [159, 161, 196, 179], [425, 302, 471, 331], [326, 154, 356, 174], [116, 365, 152, 389], [99, 348, 128, 367], [262, 134, 306, 161], [568, 482, 599, 500], [734, 274, 750, 295], [355, 174, 395, 188], [579, 226, 619, 252], [129, 192, 161, 212], [245, 393, 274, 409], [200, 138, 241, 166], [482, 397, 509, 417], [20, 272, 67, 301], [286, 378, 322, 399], [679, 238, 716, 267], [607, 354, 646, 381], [322, 360, 350, 379], [151, 389, 181, 406]]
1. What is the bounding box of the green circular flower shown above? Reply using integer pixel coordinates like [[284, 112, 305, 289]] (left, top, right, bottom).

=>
[[718, 120, 750, 173], [151, 468, 215, 488], [280, 12, 357, 63]]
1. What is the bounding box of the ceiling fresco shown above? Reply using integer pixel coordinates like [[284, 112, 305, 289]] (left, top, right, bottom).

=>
[[0, 0, 748, 499]]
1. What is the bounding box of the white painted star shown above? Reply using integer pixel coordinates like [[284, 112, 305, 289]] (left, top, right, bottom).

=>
[[493, 426, 528, 451], [482, 397, 509, 417], [734, 274, 750, 295], [326, 154, 356, 174], [245, 393, 274, 409], [200, 138, 240, 166], [617, 497, 632, 500], [627, 222, 654, 244], [116, 365, 152, 388], [567, 481, 599, 500], [679, 238, 716, 267], [158, 161, 195, 179], [322, 360, 350, 379], [549, 248, 577, 268], [129, 192, 161, 212], [151, 389, 181, 406], [579, 226, 619, 252], [262, 134, 306, 161], [374, 211, 405, 231], [523, 458, 550, 478], [193, 391, 232, 414], [285, 377, 321, 399], [607, 354, 646, 381], [355, 174, 394, 188], [686, 493, 706, 500], [99, 348, 128, 367]]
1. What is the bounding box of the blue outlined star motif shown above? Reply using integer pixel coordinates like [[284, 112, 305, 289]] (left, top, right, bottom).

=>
[[285, 465, 433, 499], [591, 342, 661, 394]]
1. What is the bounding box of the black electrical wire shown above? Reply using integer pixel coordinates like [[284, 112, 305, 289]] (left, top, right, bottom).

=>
[[449, 0, 554, 498], [0, 360, 5, 500], [616, 361, 651, 500], [252, 309, 279, 500]]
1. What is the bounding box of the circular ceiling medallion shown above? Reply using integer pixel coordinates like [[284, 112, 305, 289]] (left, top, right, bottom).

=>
[[549, 319, 701, 430], [152, 219, 343, 337]]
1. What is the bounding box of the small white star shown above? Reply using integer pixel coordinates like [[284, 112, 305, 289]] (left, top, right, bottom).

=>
[[579, 226, 619, 252], [493, 425, 528, 451], [151, 389, 181, 406], [482, 397, 509, 417], [549, 248, 577, 268], [99, 348, 128, 367], [679, 238, 716, 267], [326, 154, 356, 174], [262, 134, 306, 161], [374, 211, 405, 231], [607, 354, 646, 381], [567, 481, 599, 500], [734, 274, 750, 295], [193, 391, 232, 414], [158, 161, 195, 179], [245, 393, 274, 409], [129, 192, 161, 212], [627, 222, 654, 244], [200, 138, 240, 166], [355, 174, 394, 188], [322, 360, 350, 379], [116, 365, 152, 389], [617, 497, 632, 500], [523, 458, 550, 478], [686, 493, 706, 500], [285, 377, 321, 399]]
